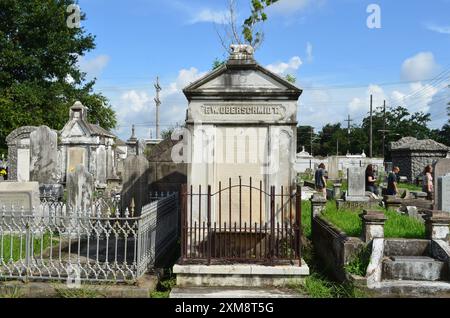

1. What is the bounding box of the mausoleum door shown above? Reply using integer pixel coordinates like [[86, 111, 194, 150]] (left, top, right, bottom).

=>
[[213, 126, 269, 225]]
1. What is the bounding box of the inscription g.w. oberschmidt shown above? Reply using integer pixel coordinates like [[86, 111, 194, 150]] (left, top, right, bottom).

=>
[[201, 105, 282, 116]]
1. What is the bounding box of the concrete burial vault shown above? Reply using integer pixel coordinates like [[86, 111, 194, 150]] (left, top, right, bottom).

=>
[[172, 45, 310, 289], [183, 44, 302, 192]]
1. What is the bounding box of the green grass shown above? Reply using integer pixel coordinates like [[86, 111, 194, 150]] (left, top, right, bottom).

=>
[[1, 232, 57, 262], [345, 245, 372, 277], [384, 210, 426, 239], [289, 273, 366, 298], [322, 202, 362, 237], [320, 202, 426, 239], [301, 201, 312, 239], [398, 183, 422, 191], [150, 269, 176, 298], [326, 180, 348, 191], [0, 286, 22, 298]]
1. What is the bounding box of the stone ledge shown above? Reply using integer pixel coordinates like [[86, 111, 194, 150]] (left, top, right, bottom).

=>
[[173, 262, 310, 276], [0, 274, 157, 298], [170, 286, 305, 298]]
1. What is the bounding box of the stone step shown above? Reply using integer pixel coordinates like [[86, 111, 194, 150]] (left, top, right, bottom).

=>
[[170, 287, 306, 298], [382, 256, 448, 281], [369, 280, 450, 298]]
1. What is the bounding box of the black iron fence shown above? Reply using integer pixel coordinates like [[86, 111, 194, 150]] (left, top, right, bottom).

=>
[[180, 178, 302, 266]]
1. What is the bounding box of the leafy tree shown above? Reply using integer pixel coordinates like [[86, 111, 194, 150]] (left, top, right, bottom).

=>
[[216, 0, 279, 52], [360, 106, 433, 158], [285, 74, 296, 84], [0, 0, 117, 153], [212, 58, 226, 70], [297, 106, 438, 159], [434, 103, 450, 146], [242, 0, 279, 50], [297, 125, 318, 154]]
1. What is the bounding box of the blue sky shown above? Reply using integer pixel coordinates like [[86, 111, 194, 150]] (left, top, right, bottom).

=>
[[76, 0, 450, 140]]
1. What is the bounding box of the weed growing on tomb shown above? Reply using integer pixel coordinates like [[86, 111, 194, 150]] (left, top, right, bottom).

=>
[[0, 286, 22, 298], [150, 268, 176, 298], [289, 273, 366, 298], [345, 245, 371, 277]]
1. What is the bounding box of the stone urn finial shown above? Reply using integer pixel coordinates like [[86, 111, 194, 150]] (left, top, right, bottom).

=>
[[229, 44, 254, 61]]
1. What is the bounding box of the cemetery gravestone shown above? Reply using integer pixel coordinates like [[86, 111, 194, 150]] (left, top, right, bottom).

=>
[[346, 167, 369, 202], [30, 126, 63, 199], [433, 159, 450, 210], [437, 173, 450, 213], [67, 164, 94, 214], [6, 126, 37, 182], [121, 155, 150, 216], [0, 182, 40, 214], [30, 126, 59, 184], [17, 148, 31, 182]]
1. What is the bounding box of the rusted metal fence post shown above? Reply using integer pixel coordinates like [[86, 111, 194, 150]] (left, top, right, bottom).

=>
[[180, 184, 187, 263], [270, 186, 275, 266], [295, 185, 302, 266], [207, 185, 212, 265]]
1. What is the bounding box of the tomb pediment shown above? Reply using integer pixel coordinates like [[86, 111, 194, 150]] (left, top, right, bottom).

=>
[[61, 120, 91, 138], [69, 122, 86, 137], [184, 63, 302, 100]]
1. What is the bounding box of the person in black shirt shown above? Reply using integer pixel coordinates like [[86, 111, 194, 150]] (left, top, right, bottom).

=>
[[315, 163, 327, 198], [365, 164, 379, 195], [387, 166, 400, 196]]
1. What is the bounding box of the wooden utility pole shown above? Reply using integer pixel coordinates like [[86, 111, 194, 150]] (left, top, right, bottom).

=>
[[310, 127, 314, 157], [369, 94, 373, 158], [154, 77, 162, 139]]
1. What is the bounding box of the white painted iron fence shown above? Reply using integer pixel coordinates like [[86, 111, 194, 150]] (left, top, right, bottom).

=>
[[0, 194, 179, 283]]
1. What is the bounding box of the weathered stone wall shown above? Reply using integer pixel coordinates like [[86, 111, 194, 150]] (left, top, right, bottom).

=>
[[312, 216, 364, 282], [147, 139, 187, 193], [392, 150, 448, 182], [6, 126, 37, 181]]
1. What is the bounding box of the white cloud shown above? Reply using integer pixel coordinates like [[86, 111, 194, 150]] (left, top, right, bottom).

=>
[[189, 8, 229, 24], [426, 23, 450, 34], [121, 90, 151, 113], [78, 55, 110, 78], [112, 67, 207, 140], [306, 42, 313, 63], [266, 56, 303, 75], [401, 52, 440, 82], [347, 84, 386, 117], [391, 82, 439, 113]]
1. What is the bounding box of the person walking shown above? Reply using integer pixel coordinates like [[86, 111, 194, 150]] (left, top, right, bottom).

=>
[[387, 166, 400, 196], [365, 164, 379, 196], [315, 163, 327, 198], [422, 165, 433, 201]]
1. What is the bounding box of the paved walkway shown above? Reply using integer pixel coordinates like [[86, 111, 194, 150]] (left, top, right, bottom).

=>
[[170, 287, 307, 298]]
